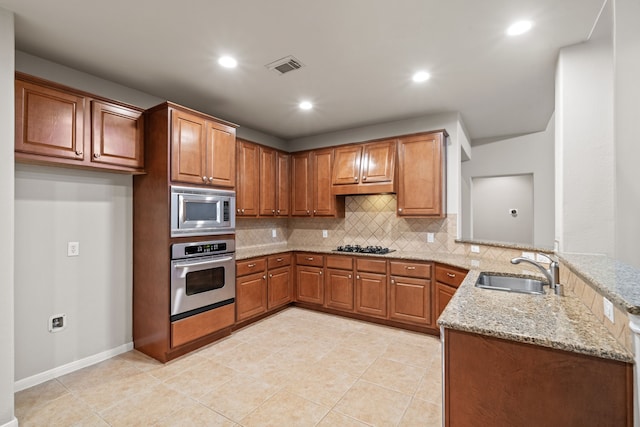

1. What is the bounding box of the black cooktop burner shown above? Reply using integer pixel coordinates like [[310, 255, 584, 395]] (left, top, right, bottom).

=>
[[335, 245, 395, 255]]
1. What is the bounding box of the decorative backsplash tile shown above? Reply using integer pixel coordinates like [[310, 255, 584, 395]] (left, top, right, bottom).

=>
[[236, 217, 289, 247]]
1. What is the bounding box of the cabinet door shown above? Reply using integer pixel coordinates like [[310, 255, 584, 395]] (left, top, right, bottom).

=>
[[296, 266, 324, 305], [276, 152, 290, 216], [291, 152, 312, 216], [397, 132, 445, 216], [268, 266, 292, 309], [326, 268, 354, 312], [236, 140, 260, 216], [361, 140, 396, 184], [91, 100, 144, 169], [206, 121, 236, 188], [390, 276, 432, 325], [436, 282, 456, 319], [312, 149, 336, 216], [171, 109, 207, 185], [15, 79, 85, 161], [236, 271, 267, 321], [332, 145, 362, 186], [355, 272, 387, 318], [259, 146, 277, 216]]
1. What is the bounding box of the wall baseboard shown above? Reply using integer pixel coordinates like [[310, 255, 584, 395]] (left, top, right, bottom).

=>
[[0, 417, 18, 427], [14, 342, 133, 392]]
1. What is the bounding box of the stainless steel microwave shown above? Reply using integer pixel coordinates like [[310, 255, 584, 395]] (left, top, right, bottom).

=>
[[170, 186, 235, 237]]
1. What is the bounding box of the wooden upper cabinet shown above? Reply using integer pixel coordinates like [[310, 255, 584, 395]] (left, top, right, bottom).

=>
[[206, 121, 236, 188], [332, 139, 396, 195], [171, 108, 236, 188], [259, 146, 277, 216], [236, 139, 260, 216], [171, 109, 207, 184], [276, 152, 290, 216], [397, 131, 446, 217], [312, 148, 341, 217], [91, 100, 144, 169], [15, 73, 145, 173], [291, 152, 312, 216]]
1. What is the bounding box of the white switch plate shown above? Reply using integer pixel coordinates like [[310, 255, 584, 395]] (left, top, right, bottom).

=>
[[535, 253, 550, 263], [67, 242, 79, 257], [427, 233, 434, 243], [271, 229, 277, 238], [322, 230, 328, 238], [603, 297, 615, 323], [521, 251, 535, 260], [470, 245, 480, 253]]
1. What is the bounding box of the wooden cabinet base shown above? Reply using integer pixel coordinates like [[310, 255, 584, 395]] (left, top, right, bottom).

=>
[[171, 303, 235, 348], [444, 328, 633, 427]]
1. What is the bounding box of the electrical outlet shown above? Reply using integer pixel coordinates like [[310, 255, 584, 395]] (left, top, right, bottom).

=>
[[536, 253, 550, 263], [603, 297, 615, 323], [470, 245, 480, 253], [48, 314, 66, 332], [271, 229, 277, 238], [322, 230, 328, 238], [427, 233, 434, 243], [521, 251, 535, 260], [471, 260, 480, 267], [67, 242, 79, 257]]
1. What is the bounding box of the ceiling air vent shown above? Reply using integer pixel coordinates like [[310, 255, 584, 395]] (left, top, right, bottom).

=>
[[265, 55, 304, 75]]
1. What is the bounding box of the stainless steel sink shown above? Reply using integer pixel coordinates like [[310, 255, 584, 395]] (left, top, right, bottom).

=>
[[475, 273, 545, 295]]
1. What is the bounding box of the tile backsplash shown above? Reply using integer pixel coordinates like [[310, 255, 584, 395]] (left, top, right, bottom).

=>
[[237, 194, 459, 253]]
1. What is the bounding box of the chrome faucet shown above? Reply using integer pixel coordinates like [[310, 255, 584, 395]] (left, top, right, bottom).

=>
[[511, 255, 561, 295]]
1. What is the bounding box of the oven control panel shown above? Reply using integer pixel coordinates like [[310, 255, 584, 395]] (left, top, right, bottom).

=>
[[172, 239, 235, 259]]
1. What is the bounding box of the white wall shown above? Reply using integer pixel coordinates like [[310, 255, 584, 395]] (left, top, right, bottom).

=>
[[613, 0, 640, 268], [0, 8, 16, 427], [288, 112, 464, 215], [461, 116, 555, 248], [555, 1, 615, 255]]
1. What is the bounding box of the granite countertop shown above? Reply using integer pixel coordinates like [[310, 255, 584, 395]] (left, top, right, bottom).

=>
[[236, 244, 633, 363], [559, 253, 640, 315]]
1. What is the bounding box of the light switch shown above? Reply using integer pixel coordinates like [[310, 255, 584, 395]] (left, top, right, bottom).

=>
[[471, 245, 480, 253], [271, 229, 277, 238], [603, 297, 614, 322], [67, 242, 79, 257], [427, 233, 434, 243], [322, 230, 328, 238]]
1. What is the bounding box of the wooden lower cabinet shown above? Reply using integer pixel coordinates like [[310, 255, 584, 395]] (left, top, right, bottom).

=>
[[444, 328, 633, 427], [236, 271, 267, 321], [171, 304, 235, 348], [390, 276, 432, 326], [435, 263, 467, 319], [355, 272, 387, 318], [325, 268, 354, 311], [436, 283, 456, 318], [268, 266, 292, 309], [296, 266, 324, 305]]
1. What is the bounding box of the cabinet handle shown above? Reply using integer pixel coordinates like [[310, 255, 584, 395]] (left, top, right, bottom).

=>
[[272, 209, 275, 213], [241, 209, 245, 213], [313, 210, 317, 214], [319, 270, 322, 275], [263, 275, 266, 280], [277, 210, 280, 214], [93, 153, 101, 159], [306, 257, 314, 261], [362, 176, 367, 181], [75, 150, 83, 156], [354, 176, 358, 181], [203, 176, 208, 182], [406, 266, 416, 270], [348, 274, 352, 279], [237, 208, 240, 213], [247, 263, 256, 268], [447, 273, 456, 278], [276, 258, 283, 262], [269, 274, 273, 278], [391, 279, 395, 284], [398, 208, 403, 212], [307, 210, 310, 215], [208, 177, 213, 183], [356, 275, 360, 279]]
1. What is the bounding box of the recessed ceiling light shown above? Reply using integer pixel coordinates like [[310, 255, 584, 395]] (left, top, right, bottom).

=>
[[218, 56, 237, 68], [412, 71, 431, 83], [299, 101, 313, 110], [506, 20, 533, 36]]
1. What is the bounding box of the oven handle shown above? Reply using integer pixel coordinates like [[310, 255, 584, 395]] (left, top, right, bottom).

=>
[[174, 256, 234, 269]]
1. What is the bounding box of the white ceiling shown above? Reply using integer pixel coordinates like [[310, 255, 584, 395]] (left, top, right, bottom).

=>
[[1, 0, 604, 142]]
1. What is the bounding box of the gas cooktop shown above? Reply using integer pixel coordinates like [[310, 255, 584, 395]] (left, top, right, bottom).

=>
[[334, 245, 395, 255]]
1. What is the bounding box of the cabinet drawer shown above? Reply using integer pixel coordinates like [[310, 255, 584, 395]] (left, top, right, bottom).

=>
[[389, 261, 431, 278], [267, 253, 292, 269], [296, 253, 324, 267], [326, 255, 353, 270], [236, 258, 267, 277], [171, 303, 235, 348], [356, 258, 387, 274], [435, 264, 467, 288]]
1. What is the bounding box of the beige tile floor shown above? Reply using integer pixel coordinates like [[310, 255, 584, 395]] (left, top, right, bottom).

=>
[[15, 307, 443, 426]]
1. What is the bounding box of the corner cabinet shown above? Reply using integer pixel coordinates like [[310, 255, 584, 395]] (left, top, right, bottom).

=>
[[15, 72, 145, 173], [397, 131, 447, 217], [171, 107, 236, 188]]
